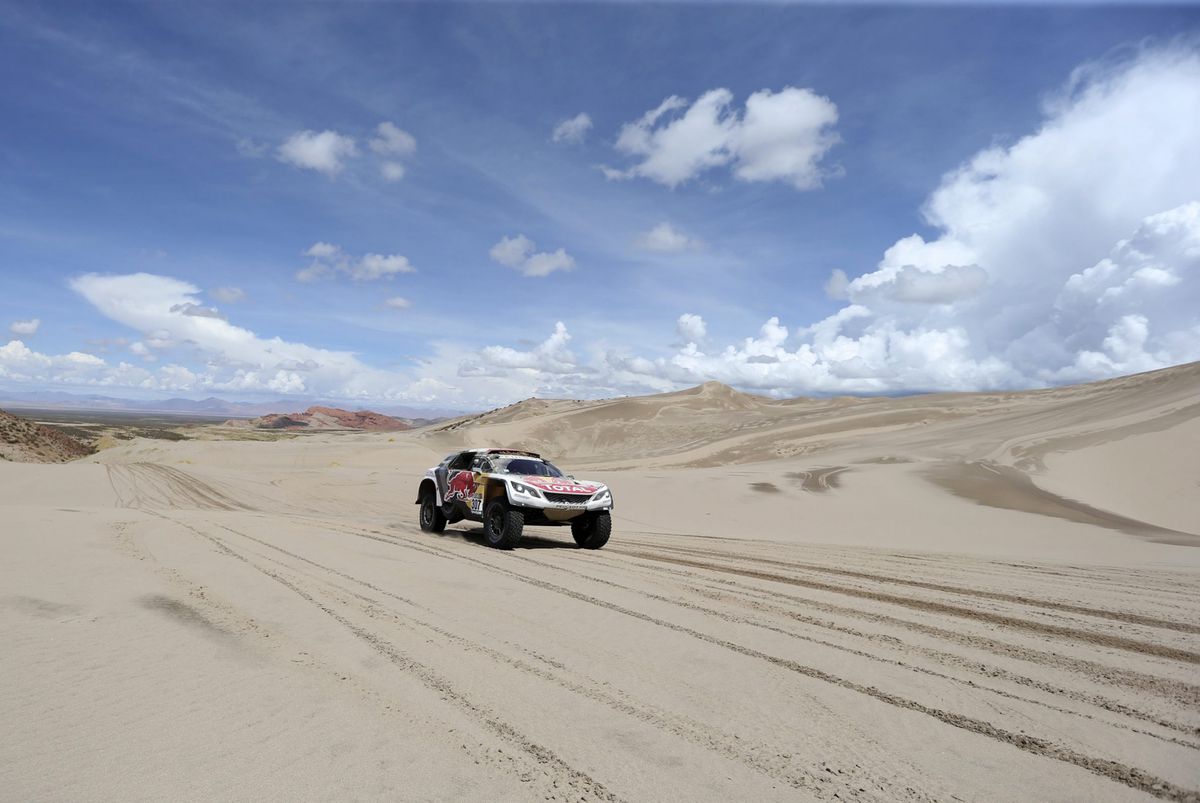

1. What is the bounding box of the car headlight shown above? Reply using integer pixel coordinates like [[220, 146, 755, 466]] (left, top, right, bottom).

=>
[[591, 488, 611, 502], [510, 481, 542, 499]]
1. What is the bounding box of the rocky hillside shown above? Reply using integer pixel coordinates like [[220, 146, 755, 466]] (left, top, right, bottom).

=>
[[0, 409, 95, 463], [248, 406, 412, 432]]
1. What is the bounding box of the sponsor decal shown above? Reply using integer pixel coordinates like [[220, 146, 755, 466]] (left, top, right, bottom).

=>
[[445, 470, 477, 502], [519, 475, 599, 494]]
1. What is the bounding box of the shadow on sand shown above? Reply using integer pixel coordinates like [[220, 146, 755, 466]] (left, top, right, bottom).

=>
[[432, 526, 580, 550]]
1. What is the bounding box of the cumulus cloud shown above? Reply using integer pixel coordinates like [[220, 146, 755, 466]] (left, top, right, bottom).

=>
[[42, 272, 442, 400], [9, 318, 40, 336], [274, 123, 414, 181], [297, 242, 416, 282], [0, 339, 124, 387], [824, 269, 849, 300], [471, 322, 580, 375], [277, 130, 358, 176], [606, 86, 839, 189], [129, 341, 155, 362], [601, 45, 1197, 395], [466, 47, 1200, 398], [211, 286, 246, 303], [369, 122, 417, 156], [489, 234, 575, 278], [551, 113, 593, 144], [850, 263, 990, 305], [634, 222, 703, 253], [676, 313, 707, 344]]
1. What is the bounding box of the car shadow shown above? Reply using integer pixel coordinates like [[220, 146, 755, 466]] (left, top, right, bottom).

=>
[[437, 526, 580, 550]]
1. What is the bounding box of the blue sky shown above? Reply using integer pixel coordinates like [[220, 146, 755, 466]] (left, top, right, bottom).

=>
[[2, 2, 1199, 409]]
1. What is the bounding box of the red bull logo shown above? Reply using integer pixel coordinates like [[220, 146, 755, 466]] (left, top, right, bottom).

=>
[[445, 470, 476, 502]]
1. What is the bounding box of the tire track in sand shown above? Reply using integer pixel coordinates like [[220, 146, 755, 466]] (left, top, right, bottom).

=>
[[154, 513, 621, 803], [301, 518, 1200, 803], [198, 520, 895, 800], [543, 546, 1200, 745], [612, 549, 1200, 664], [617, 539, 1200, 636]]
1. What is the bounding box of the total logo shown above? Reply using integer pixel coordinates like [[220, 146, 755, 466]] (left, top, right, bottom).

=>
[[520, 476, 598, 494]]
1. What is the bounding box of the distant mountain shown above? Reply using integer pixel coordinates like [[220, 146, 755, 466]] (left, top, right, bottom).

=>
[[0, 389, 464, 420], [248, 406, 412, 431], [0, 408, 94, 463]]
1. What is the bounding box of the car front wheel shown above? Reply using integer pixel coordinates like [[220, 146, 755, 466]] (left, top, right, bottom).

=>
[[420, 493, 447, 533], [484, 500, 524, 549], [571, 511, 611, 549]]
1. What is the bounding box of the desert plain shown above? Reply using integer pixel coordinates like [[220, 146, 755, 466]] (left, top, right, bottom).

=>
[[2, 363, 1199, 802]]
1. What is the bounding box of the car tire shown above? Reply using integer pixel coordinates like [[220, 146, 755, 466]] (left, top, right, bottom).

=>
[[419, 492, 447, 533], [571, 512, 611, 549], [484, 500, 523, 549]]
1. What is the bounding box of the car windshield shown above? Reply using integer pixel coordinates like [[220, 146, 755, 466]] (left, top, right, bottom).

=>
[[498, 457, 564, 478]]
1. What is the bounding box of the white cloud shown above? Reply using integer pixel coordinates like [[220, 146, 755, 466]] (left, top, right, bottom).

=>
[[129, 341, 156, 362], [277, 130, 358, 176], [551, 113, 593, 145], [369, 122, 416, 181], [824, 269, 849, 300], [297, 242, 416, 282], [9, 318, 40, 336], [211, 286, 246, 303], [732, 87, 841, 189], [634, 222, 703, 253], [606, 45, 1198, 395], [852, 263, 990, 305], [676, 313, 707, 344], [48, 272, 439, 400], [607, 86, 839, 189], [489, 234, 534, 268], [170, 302, 225, 319], [9, 50, 1197, 408], [352, 253, 416, 281], [383, 296, 411, 310], [369, 122, 417, 156], [235, 138, 268, 158], [473, 322, 579, 375], [489, 234, 575, 278], [463, 47, 1200, 399], [1, 339, 151, 388], [380, 161, 406, 182]]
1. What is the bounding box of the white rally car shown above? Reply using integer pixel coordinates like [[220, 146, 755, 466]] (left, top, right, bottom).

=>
[[416, 448, 613, 549]]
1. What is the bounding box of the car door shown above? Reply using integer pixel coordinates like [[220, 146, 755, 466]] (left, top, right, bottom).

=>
[[466, 455, 495, 516], [442, 452, 477, 516]]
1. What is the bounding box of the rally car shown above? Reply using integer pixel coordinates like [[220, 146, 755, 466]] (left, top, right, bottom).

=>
[[415, 448, 613, 549]]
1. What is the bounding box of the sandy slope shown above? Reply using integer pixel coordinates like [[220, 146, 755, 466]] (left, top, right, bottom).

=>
[[2, 365, 1199, 801]]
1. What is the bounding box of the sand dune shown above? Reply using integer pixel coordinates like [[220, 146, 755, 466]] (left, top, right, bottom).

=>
[[2, 364, 1198, 801]]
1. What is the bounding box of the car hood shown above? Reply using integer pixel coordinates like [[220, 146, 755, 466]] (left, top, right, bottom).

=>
[[515, 475, 604, 494]]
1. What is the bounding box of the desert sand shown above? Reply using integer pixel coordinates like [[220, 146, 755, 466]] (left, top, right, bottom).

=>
[[2, 364, 1199, 801]]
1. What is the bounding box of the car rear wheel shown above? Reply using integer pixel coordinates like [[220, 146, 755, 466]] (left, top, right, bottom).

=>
[[484, 500, 523, 549], [571, 512, 611, 549], [419, 493, 446, 533]]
